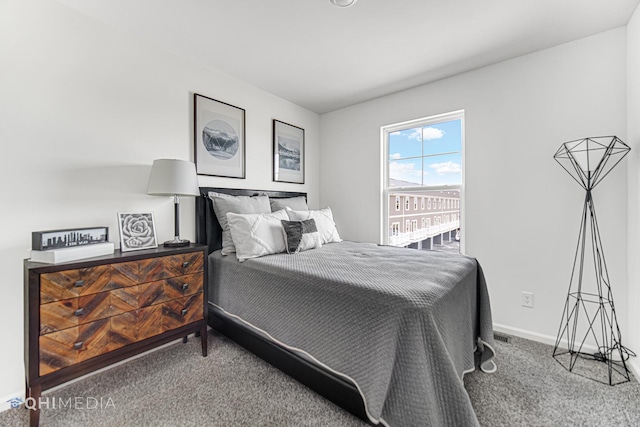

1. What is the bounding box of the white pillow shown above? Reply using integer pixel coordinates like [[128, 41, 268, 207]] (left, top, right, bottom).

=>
[[227, 210, 289, 262], [208, 192, 271, 255], [287, 207, 342, 245]]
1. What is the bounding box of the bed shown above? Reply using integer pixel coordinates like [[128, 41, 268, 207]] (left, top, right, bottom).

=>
[[195, 187, 495, 427]]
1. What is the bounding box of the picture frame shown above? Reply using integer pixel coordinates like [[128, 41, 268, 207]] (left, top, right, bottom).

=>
[[194, 93, 246, 178], [32, 226, 109, 251], [118, 212, 158, 252], [273, 119, 305, 184]]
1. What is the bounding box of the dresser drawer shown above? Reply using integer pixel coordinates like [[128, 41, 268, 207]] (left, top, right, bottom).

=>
[[162, 293, 204, 332], [40, 262, 139, 303], [163, 273, 203, 300], [109, 280, 167, 314], [109, 305, 163, 351], [138, 252, 204, 283], [40, 292, 112, 334], [39, 318, 110, 375]]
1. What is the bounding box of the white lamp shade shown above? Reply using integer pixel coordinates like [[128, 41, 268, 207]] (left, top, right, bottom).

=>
[[147, 159, 200, 197], [330, 0, 357, 6]]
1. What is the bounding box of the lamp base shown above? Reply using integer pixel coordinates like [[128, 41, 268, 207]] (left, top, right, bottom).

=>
[[163, 239, 191, 248]]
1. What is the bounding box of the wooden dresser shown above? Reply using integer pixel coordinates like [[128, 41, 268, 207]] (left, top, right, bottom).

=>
[[24, 244, 208, 426]]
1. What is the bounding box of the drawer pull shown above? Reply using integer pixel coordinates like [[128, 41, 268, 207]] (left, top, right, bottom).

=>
[[182, 283, 189, 291], [74, 308, 85, 316], [182, 262, 189, 268], [181, 308, 188, 316], [73, 341, 83, 350], [74, 280, 85, 288]]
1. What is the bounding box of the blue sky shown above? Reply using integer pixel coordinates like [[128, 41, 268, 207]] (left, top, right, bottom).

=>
[[389, 119, 462, 186]]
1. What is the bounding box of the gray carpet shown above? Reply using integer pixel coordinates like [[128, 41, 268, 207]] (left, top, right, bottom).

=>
[[1, 332, 639, 426]]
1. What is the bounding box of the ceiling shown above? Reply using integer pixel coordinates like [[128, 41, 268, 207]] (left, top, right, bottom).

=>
[[56, 0, 639, 114]]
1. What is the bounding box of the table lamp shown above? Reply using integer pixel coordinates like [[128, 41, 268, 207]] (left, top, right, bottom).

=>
[[147, 159, 200, 247]]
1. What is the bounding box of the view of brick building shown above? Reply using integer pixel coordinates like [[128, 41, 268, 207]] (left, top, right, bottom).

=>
[[388, 190, 460, 250]]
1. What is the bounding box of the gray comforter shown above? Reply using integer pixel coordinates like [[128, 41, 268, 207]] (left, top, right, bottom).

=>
[[208, 241, 495, 427]]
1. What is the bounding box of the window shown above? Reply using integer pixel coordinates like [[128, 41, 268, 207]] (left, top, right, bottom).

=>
[[411, 220, 418, 232], [395, 196, 400, 211], [405, 220, 410, 232], [383, 110, 464, 252], [391, 223, 399, 236]]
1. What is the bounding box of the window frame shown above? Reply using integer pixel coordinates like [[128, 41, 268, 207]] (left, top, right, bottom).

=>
[[381, 110, 465, 252]]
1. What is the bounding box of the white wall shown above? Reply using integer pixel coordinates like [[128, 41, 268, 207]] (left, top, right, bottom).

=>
[[0, 0, 320, 405], [321, 29, 629, 347], [627, 3, 640, 376]]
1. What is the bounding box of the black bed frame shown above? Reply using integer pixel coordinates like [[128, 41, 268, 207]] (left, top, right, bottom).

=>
[[195, 187, 372, 424]]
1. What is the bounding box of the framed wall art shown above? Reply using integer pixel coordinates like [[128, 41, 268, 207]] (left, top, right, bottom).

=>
[[273, 119, 305, 184], [194, 93, 246, 178], [118, 212, 158, 252]]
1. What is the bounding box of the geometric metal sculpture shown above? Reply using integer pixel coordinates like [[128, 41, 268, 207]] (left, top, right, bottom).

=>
[[552, 136, 635, 385]]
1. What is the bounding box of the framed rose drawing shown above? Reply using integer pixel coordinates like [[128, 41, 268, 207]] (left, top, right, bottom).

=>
[[118, 212, 158, 252], [194, 93, 246, 178]]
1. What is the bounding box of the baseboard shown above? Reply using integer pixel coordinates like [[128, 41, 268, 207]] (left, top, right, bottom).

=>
[[0, 391, 24, 413], [493, 323, 639, 377], [629, 358, 640, 381], [493, 323, 559, 347]]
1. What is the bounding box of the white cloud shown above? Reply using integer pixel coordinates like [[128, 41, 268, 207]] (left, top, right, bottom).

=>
[[390, 131, 400, 136], [408, 130, 422, 140], [423, 127, 445, 140], [390, 152, 402, 160], [389, 161, 421, 184], [428, 161, 461, 175]]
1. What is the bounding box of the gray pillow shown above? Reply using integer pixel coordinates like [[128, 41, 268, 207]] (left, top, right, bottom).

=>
[[281, 219, 322, 254], [208, 192, 271, 255], [270, 196, 308, 212]]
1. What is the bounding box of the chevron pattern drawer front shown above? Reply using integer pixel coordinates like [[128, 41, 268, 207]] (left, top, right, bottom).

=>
[[38, 318, 111, 376], [162, 293, 204, 331]]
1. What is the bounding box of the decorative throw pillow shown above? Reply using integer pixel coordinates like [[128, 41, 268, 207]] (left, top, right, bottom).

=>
[[208, 192, 271, 255], [281, 219, 322, 254], [270, 196, 309, 212], [286, 207, 342, 245], [226, 210, 289, 262]]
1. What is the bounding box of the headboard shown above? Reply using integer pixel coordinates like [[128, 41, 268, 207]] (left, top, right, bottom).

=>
[[195, 187, 307, 255]]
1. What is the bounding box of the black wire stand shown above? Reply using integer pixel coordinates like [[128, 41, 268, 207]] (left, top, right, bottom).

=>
[[552, 136, 635, 386]]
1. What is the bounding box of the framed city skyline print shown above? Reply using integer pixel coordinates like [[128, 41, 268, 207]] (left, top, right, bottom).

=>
[[118, 212, 158, 252], [32, 226, 109, 251], [194, 93, 246, 178], [273, 119, 305, 184]]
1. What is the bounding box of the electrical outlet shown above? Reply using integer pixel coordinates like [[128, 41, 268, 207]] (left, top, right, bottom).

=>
[[522, 292, 534, 308]]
